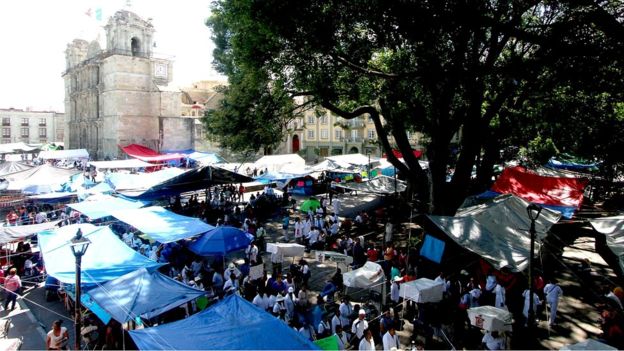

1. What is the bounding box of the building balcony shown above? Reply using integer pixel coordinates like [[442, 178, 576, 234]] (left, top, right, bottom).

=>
[[339, 137, 363, 143], [21, 123, 29, 126], [348, 120, 365, 128], [39, 123, 47, 126], [2, 122, 10, 126]]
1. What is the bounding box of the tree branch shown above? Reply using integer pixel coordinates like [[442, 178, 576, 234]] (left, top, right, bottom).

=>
[[333, 55, 400, 79]]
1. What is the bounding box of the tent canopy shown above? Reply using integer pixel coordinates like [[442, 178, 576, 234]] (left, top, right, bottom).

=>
[[492, 166, 588, 208], [119, 166, 253, 200], [0, 142, 40, 154], [86, 268, 206, 323], [38, 224, 162, 283], [111, 206, 214, 243], [342, 261, 385, 288], [89, 159, 154, 169], [188, 226, 251, 256], [67, 196, 146, 220], [120, 144, 185, 162], [39, 149, 89, 160], [335, 176, 406, 195], [106, 168, 185, 191], [428, 194, 561, 271], [7, 164, 81, 193], [326, 153, 379, 167], [589, 216, 624, 274], [254, 154, 306, 174], [0, 220, 60, 244], [0, 162, 33, 177], [187, 152, 226, 164], [129, 294, 318, 350]]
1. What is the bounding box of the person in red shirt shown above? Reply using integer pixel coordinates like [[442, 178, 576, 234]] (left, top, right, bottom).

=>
[[367, 244, 379, 262], [5, 210, 18, 226]]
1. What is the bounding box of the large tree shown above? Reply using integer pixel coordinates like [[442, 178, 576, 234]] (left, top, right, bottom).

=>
[[205, 0, 623, 214]]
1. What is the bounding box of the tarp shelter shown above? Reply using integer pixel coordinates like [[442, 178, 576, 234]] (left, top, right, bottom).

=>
[[467, 306, 513, 332], [560, 339, 617, 350], [343, 261, 385, 288], [401, 278, 445, 303], [86, 268, 206, 323], [119, 166, 253, 200], [129, 294, 319, 350], [491, 166, 588, 218], [38, 223, 162, 283], [39, 149, 89, 160], [111, 206, 214, 243], [188, 226, 251, 256], [28, 192, 77, 204], [120, 144, 186, 162], [589, 216, 624, 273], [187, 152, 226, 165], [0, 142, 39, 154], [67, 196, 145, 220], [0, 220, 60, 244], [254, 154, 306, 174], [106, 168, 185, 191], [266, 243, 306, 257], [335, 176, 407, 195], [0, 162, 32, 177], [547, 156, 599, 172], [76, 182, 113, 200], [89, 159, 153, 169], [428, 194, 561, 271], [326, 153, 380, 167], [7, 164, 81, 193]]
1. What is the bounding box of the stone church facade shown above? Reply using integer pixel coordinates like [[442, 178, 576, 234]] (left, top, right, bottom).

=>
[[63, 10, 194, 160]]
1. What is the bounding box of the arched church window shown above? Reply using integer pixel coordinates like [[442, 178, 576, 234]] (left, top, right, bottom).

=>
[[131, 37, 141, 56]]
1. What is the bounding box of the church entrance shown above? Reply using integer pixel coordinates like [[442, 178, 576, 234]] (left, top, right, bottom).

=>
[[292, 134, 300, 153]]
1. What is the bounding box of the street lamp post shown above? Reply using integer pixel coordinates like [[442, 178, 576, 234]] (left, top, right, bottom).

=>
[[70, 229, 91, 351], [526, 203, 542, 331]]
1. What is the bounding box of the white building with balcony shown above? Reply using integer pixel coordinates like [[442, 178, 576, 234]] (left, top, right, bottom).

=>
[[0, 108, 64, 145]]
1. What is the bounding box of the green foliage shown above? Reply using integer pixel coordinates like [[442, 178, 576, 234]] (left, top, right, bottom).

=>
[[518, 136, 559, 166]]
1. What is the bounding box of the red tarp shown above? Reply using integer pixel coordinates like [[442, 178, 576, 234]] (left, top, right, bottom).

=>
[[120, 144, 185, 162], [382, 149, 423, 159], [491, 166, 588, 208]]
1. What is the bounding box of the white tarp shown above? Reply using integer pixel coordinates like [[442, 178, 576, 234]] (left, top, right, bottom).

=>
[[428, 194, 561, 271], [254, 154, 306, 174], [266, 243, 306, 257], [560, 339, 617, 350], [89, 159, 153, 169], [0, 142, 39, 154], [7, 164, 81, 192], [467, 306, 513, 332], [335, 176, 407, 195], [0, 220, 61, 244], [401, 278, 445, 303], [326, 153, 379, 167], [39, 149, 89, 160], [589, 216, 624, 273], [342, 261, 384, 288]]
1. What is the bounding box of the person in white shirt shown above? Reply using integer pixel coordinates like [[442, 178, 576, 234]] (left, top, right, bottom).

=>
[[494, 282, 506, 308], [391, 276, 401, 303], [191, 258, 203, 277], [334, 325, 349, 350], [223, 273, 239, 295], [339, 297, 353, 327], [253, 289, 268, 310], [331, 309, 344, 334], [225, 263, 242, 279], [522, 289, 542, 324], [294, 218, 304, 243], [285, 287, 297, 321], [318, 314, 331, 338], [268, 293, 277, 310], [245, 243, 259, 264], [299, 322, 316, 341], [382, 325, 400, 351], [351, 309, 368, 344], [333, 197, 341, 215], [306, 227, 320, 247], [385, 221, 393, 243], [544, 279, 563, 326], [273, 295, 287, 316], [482, 331, 505, 350], [330, 221, 340, 236], [358, 329, 375, 351]]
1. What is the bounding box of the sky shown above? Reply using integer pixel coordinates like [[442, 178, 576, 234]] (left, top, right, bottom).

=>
[[0, 0, 225, 112]]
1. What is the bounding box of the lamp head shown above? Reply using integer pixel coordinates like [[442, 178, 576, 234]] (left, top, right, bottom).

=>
[[527, 203, 542, 221], [70, 228, 91, 257]]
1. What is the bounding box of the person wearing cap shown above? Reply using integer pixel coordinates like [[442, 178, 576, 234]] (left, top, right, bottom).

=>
[[544, 278, 563, 326], [391, 276, 402, 304], [382, 324, 400, 351], [352, 309, 369, 345], [358, 329, 375, 351], [273, 294, 287, 316], [285, 286, 297, 321], [225, 262, 242, 279]]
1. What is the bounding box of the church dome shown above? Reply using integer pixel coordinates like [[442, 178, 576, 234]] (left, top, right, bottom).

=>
[[86, 40, 102, 59]]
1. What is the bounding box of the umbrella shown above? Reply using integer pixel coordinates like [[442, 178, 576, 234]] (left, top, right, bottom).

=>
[[188, 226, 251, 256], [299, 198, 321, 212], [467, 306, 513, 332]]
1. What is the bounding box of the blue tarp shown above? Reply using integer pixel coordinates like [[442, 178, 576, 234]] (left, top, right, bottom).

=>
[[188, 226, 251, 256], [110, 206, 214, 243], [129, 294, 319, 350], [420, 234, 445, 264], [38, 224, 162, 284], [547, 158, 598, 171], [187, 152, 226, 164], [67, 196, 146, 220], [86, 268, 206, 323]]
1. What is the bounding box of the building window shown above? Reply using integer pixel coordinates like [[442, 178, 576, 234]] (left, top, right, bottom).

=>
[[21, 118, 28, 126], [2, 128, 10, 137], [39, 128, 47, 137], [368, 130, 376, 139], [320, 116, 328, 124], [320, 129, 329, 139], [2, 118, 9, 126], [351, 130, 359, 139], [39, 118, 46, 126], [307, 130, 314, 139], [21, 128, 29, 137], [307, 116, 315, 124], [334, 129, 342, 139]]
